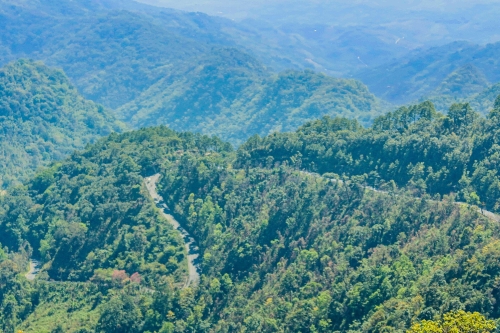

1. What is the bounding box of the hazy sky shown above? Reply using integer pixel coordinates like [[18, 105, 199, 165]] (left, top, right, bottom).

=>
[[137, 0, 500, 19]]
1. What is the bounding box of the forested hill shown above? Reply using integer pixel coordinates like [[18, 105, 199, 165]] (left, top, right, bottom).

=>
[[2, 122, 500, 332], [118, 48, 382, 144], [0, 59, 123, 188], [0, 0, 385, 144], [238, 99, 500, 213]]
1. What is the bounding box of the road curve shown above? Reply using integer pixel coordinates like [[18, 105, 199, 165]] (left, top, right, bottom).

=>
[[300, 171, 500, 223], [25, 259, 40, 281], [145, 174, 201, 287]]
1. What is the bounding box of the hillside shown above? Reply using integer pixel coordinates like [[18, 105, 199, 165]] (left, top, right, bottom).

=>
[[0, 119, 499, 331], [424, 64, 491, 112], [355, 41, 500, 104], [469, 83, 500, 114], [238, 99, 500, 213], [0, 0, 387, 144], [118, 48, 384, 144], [0, 59, 123, 188], [433, 64, 490, 98]]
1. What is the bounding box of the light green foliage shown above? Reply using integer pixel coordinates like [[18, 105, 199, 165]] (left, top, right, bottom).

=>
[[407, 310, 496, 333], [119, 51, 383, 144], [0, 59, 124, 188]]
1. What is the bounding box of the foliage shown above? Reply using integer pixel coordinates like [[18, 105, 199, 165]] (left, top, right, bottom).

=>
[[407, 311, 496, 333], [0, 59, 124, 188], [0, 0, 385, 146], [1, 109, 500, 332], [0, 127, 231, 286], [119, 52, 384, 144], [237, 100, 500, 212]]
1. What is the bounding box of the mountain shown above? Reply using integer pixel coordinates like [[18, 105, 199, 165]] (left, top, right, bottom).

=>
[[355, 41, 500, 104], [0, 0, 386, 144], [118, 48, 384, 144], [1, 111, 499, 331], [141, 0, 500, 76], [423, 64, 491, 112], [433, 64, 490, 98], [0, 59, 123, 188], [469, 83, 500, 114]]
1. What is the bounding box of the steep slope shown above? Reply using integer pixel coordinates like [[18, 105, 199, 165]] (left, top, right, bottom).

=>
[[0, 127, 232, 283], [433, 64, 490, 98], [238, 100, 500, 213], [424, 64, 490, 112], [0, 59, 123, 188], [0, 0, 238, 109], [355, 41, 500, 104], [118, 48, 384, 144]]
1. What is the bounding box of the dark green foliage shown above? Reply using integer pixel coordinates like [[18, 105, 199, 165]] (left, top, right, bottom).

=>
[[237, 100, 500, 212], [0, 59, 124, 188], [96, 293, 143, 333]]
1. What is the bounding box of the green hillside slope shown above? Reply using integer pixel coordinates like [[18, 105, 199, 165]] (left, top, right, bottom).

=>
[[424, 64, 491, 112], [433, 64, 490, 98], [238, 99, 500, 213], [469, 83, 500, 114], [118, 48, 384, 144], [0, 59, 123, 188]]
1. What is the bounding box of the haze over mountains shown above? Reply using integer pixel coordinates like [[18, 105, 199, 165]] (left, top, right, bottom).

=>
[[2, 0, 500, 332]]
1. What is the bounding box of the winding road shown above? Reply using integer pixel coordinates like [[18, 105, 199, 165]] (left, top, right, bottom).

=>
[[145, 174, 201, 287], [301, 171, 500, 223], [25, 259, 40, 281]]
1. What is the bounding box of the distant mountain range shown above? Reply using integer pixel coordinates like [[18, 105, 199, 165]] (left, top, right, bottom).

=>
[[354, 41, 500, 106]]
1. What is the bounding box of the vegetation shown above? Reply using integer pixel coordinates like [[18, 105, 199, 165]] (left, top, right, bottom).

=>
[[119, 49, 383, 144], [238, 99, 500, 213], [0, 59, 123, 188], [0, 0, 385, 146], [356, 41, 500, 104], [407, 311, 496, 333], [0, 104, 499, 331]]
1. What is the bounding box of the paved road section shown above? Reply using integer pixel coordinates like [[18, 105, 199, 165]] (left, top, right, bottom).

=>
[[300, 171, 500, 223], [25, 259, 40, 281], [145, 174, 201, 287]]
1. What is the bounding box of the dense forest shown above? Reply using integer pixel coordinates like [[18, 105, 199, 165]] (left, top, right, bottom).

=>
[[0, 59, 123, 188], [118, 48, 382, 144], [238, 99, 500, 213], [0, 0, 385, 145], [2, 1, 500, 332], [1, 97, 500, 331]]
